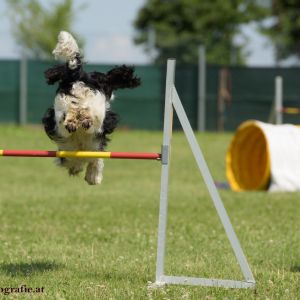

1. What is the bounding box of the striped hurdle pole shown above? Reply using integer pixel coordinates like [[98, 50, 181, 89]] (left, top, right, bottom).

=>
[[0, 150, 161, 160], [281, 107, 300, 114]]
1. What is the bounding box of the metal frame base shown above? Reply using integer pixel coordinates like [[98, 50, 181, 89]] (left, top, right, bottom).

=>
[[156, 275, 255, 289]]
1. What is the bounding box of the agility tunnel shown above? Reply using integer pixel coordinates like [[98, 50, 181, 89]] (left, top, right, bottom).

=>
[[226, 120, 300, 192]]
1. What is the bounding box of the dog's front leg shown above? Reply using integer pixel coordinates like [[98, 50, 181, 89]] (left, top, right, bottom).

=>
[[85, 159, 104, 185], [64, 107, 79, 133], [78, 107, 93, 130]]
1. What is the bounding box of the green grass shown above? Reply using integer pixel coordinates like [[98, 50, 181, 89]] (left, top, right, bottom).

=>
[[0, 125, 299, 299]]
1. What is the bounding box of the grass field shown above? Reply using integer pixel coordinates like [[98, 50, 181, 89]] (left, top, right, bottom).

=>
[[0, 125, 299, 299]]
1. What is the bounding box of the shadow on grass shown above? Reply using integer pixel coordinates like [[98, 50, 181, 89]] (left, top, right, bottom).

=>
[[0, 261, 61, 277], [290, 265, 300, 273]]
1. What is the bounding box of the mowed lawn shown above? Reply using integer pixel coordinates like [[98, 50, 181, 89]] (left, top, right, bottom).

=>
[[0, 125, 299, 299]]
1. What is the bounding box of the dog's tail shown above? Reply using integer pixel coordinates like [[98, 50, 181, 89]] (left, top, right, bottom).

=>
[[52, 31, 81, 70], [45, 31, 82, 85]]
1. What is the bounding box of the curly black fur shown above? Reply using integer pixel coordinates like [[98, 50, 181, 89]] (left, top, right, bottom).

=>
[[44, 56, 140, 99], [97, 110, 119, 150], [42, 107, 59, 141]]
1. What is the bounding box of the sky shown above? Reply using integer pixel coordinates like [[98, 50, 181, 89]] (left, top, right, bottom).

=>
[[0, 0, 275, 66]]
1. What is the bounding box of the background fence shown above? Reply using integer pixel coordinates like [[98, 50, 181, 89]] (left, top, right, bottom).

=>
[[1, 59, 300, 131]]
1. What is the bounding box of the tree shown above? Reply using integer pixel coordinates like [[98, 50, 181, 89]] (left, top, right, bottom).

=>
[[133, 0, 267, 65], [6, 0, 84, 59], [260, 0, 300, 62]]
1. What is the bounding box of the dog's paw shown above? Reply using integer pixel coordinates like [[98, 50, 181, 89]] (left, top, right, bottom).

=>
[[81, 118, 93, 130], [64, 119, 77, 133], [85, 172, 103, 185], [68, 165, 83, 176], [85, 160, 103, 185]]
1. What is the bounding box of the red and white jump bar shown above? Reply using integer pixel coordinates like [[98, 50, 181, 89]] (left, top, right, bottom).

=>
[[0, 150, 161, 160]]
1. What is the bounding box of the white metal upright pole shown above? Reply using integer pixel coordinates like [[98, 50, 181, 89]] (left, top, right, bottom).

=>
[[275, 76, 283, 125], [19, 52, 28, 125], [155, 59, 175, 283], [198, 45, 206, 132]]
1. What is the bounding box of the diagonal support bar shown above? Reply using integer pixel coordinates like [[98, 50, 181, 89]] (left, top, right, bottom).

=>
[[171, 86, 255, 284]]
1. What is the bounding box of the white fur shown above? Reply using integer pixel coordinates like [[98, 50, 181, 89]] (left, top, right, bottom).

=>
[[54, 82, 107, 185], [54, 82, 107, 137], [85, 159, 104, 185], [52, 31, 80, 69]]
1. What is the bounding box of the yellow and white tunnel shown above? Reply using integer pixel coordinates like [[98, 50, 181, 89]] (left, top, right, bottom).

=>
[[226, 120, 300, 192]]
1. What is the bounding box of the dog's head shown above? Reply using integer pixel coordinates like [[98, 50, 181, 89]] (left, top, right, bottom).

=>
[[45, 31, 141, 99]]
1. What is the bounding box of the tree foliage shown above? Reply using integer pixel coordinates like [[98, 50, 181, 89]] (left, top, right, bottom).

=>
[[261, 0, 300, 62], [134, 0, 267, 65], [6, 0, 84, 59]]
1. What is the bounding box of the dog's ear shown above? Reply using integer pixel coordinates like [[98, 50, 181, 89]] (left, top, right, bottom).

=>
[[86, 71, 110, 95], [106, 65, 141, 90], [44, 62, 84, 86], [44, 65, 66, 85]]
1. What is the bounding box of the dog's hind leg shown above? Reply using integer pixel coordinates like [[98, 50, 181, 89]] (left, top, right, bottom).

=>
[[57, 158, 84, 176], [84, 159, 104, 185], [68, 163, 84, 176]]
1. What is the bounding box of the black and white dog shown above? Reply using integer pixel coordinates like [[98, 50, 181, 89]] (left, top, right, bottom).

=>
[[42, 31, 140, 185]]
